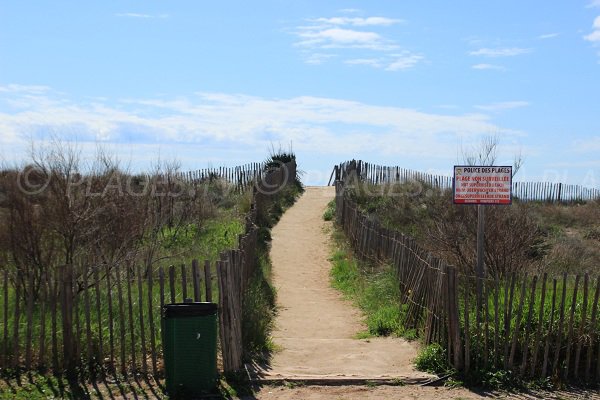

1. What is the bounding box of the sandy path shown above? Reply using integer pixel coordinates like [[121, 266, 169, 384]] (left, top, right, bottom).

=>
[[254, 186, 431, 381]]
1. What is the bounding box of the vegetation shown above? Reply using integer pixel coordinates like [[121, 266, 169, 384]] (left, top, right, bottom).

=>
[[346, 181, 600, 279], [335, 163, 600, 389], [328, 230, 415, 340]]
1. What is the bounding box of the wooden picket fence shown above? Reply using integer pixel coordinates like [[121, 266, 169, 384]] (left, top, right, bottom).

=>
[[335, 172, 600, 381], [177, 163, 264, 193], [333, 160, 600, 203], [0, 160, 296, 376]]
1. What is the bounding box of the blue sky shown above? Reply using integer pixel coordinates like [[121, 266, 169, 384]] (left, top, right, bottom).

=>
[[1, 1, 599, 185]]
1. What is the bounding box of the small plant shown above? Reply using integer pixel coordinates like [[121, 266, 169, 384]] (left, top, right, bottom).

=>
[[323, 199, 336, 221], [414, 343, 451, 375]]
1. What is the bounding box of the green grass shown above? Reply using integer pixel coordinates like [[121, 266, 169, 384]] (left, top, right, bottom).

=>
[[322, 200, 335, 221], [328, 233, 414, 339]]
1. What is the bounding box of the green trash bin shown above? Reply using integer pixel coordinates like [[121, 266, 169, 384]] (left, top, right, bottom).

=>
[[162, 302, 218, 396]]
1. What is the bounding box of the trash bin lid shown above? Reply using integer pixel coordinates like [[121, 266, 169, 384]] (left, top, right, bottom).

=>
[[163, 302, 218, 318]]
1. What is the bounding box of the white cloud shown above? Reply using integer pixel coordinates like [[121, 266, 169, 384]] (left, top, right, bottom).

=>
[[584, 16, 600, 42], [296, 27, 397, 51], [572, 137, 600, 153], [115, 12, 169, 19], [305, 53, 336, 65], [474, 101, 530, 111], [587, 0, 600, 8], [344, 58, 382, 67], [471, 63, 506, 71], [469, 47, 532, 57], [538, 33, 559, 40], [0, 85, 517, 166], [312, 17, 403, 27], [293, 13, 420, 70], [385, 53, 424, 71]]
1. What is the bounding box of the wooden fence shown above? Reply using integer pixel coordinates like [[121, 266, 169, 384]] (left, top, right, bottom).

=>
[[335, 174, 600, 381], [333, 160, 600, 203], [0, 160, 296, 376], [177, 163, 264, 193]]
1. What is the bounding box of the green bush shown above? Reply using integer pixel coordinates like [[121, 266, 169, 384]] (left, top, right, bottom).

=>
[[414, 343, 451, 375]]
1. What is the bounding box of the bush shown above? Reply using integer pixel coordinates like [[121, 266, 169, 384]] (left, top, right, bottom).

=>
[[414, 343, 451, 375]]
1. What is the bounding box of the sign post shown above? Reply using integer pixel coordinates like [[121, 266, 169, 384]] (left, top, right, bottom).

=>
[[453, 166, 512, 309]]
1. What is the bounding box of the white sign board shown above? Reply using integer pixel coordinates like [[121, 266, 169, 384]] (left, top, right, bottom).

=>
[[453, 166, 512, 205]]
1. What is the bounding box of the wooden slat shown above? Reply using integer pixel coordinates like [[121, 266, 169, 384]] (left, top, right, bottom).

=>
[[205, 260, 213, 303], [105, 263, 115, 372], [463, 276, 470, 373], [509, 278, 527, 369], [147, 265, 158, 378], [574, 274, 589, 379], [564, 274, 580, 379], [83, 265, 93, 368], [126, 266, 137, 372], [137, 265, 148, 374], [531, 273, 547, 376], [503, 274, 516, 369], [159, 266, 165, 313], [520, 275, 537, 376], [542, 279, 558, 377], [168, 265, 176, 304], [25, 272, 34, 369], [587, 277, 600, 381], [493, 277, 500, 368], [2, 269, 8, 369], [192, 259, 201, 302], [38, 269, 48, 368], [12, 272, 21, 369], [93, 266, 104, 370], [552, 273, 568, 374], [115, 266, 127, 374], [50, 268, 59, 373], [181, 264, 188, 301]]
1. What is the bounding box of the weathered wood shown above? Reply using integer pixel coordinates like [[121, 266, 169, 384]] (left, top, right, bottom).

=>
[[126, 266, 137, 371], [192, 259, 201, 302], [503, 273, 516, 369], [105, 263, 115, 372], [493, 277, 500, 368], [159, 266, 165, 313], [83, 265, 93, 367], [552, 273, 568, 374], [509, 278, 527, 369], [520, 275, 537, 376], [542, 279, 558, 377], [574, 274, 588, 379], [564, 274, 580, 379], [168, 265, 176, 304], [587, 277, 600, 381], [12, 272, 21, 369], [205, 260, 213, 302], [137, 265, 148, 374], [2, 269, 8, 369], [463, 277, 471, 373], [147, 265, 158, 378], [38, 270, 48, 368], [50, 269, 59, 373], [531, 273, 547, 376], [61, 264, 75, 375], [25, 272, 34, 369], [181, 263, 188, 300], [93, 266, 104, 370], [115, 267, 127, 374]]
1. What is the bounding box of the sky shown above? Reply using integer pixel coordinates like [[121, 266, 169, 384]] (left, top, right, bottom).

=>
[[1, 1, 599, 186]]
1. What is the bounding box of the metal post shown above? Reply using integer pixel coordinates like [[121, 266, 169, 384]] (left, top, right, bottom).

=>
[[476, 205, 485, 309]]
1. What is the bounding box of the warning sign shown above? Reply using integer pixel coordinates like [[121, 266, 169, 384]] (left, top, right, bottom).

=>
[[453, 166, 512, 205]]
